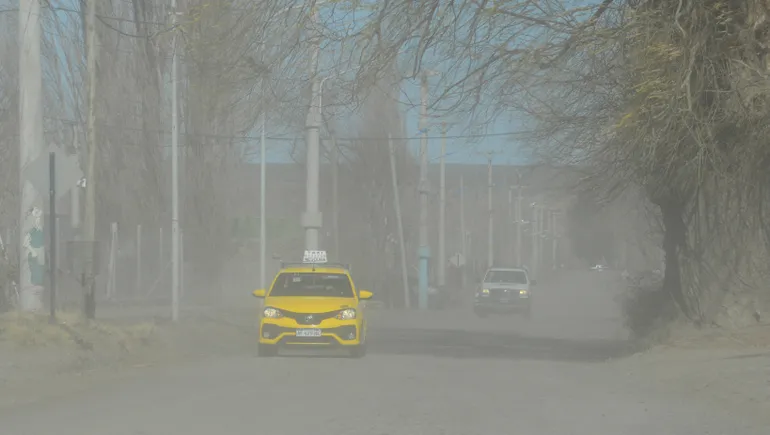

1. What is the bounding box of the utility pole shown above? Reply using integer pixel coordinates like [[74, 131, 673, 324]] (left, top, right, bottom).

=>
[[531, 202, 539, 278], [486, 154, 494, 269], [552, 210, 558, 270], [257, 36, 268, 291], [159, 227, 163, 292], [319, 77, 340, 258], [82, 0, 98, 319], [540, 206, 547, 272], [388, 134, 410, 309], [459, 175, 467, 288], [331, 134, 339, 258], [515, 176, 523, 266], [170, 0, 180, 322], [259, 112, 267, 290], [437, 122, 447, 287], [18, 0, 45, 312], [71, 125, 81, 230], [417, 71, 430, 310], [135, 224, 142, 296], [303, 9, 322, 251], [507, 185, 513, 265], [48, 152, 56, 322]]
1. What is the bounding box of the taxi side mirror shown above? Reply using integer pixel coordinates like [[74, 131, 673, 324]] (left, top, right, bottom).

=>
[[252, 289, 266, 298], [530, 280, 537, 286], [359, 290, 373, 300]]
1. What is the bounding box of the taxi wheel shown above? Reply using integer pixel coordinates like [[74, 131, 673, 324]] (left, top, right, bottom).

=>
[[349, 343, 367, 358], [258, 343, 278, 357]]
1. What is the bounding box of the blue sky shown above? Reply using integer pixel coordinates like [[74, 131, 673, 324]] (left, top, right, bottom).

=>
[[256, 1, 540, 166], [14, 0, 586, 166]]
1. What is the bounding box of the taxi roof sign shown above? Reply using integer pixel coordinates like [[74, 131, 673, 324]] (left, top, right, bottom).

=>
[[302, 250, 328, 264]]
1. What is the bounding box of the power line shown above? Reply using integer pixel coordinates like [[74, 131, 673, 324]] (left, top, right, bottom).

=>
[[44, 116, 536, 144], [46, 5, 168, 27]]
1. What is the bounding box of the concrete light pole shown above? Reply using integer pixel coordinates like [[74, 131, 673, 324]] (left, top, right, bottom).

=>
[[531, 201, 539, 278], [417, 71, 430, 310], [551, 209, 559, 270], [507, 185, 513, 264], [303, 9, 322, 251], [437, 122, 447, 287], [18, 0, 45, 312], [318, 67, 358, 259], [170, 0, 180, 322], [258, 37, 268, 292], [259, 110, 267, 289], [83, 0, 98, 318], [537, 206, 548, 270], [459, 175, 467, 288], [515, 179, 523, 265], [330, 134, 339, 258], [486, 153, 494, 269]]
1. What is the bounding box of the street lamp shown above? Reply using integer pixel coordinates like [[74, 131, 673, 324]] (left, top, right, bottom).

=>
[[319, 68, 356, 113], [317, 67, 357, 260]]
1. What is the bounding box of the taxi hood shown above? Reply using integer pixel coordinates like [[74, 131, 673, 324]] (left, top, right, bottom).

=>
[[264, 296, 357, 313]]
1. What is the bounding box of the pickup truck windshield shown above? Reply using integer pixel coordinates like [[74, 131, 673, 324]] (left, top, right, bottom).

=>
[[484, 270, 528, 284], [269, 272, 354, 297]]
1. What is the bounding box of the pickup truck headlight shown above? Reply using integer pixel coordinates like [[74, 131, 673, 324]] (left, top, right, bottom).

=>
[[263, 307, 283, 318], [336, 308, 356, 320]]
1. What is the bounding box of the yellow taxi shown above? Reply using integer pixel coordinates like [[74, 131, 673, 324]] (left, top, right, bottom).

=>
[[252, 250, 373, 358]]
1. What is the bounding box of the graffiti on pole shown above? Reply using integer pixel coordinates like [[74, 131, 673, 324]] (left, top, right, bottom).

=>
[[21, 206, 45, 310]]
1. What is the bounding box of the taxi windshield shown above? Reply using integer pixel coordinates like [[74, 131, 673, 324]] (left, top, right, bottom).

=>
[[269, 272, 354, 298]]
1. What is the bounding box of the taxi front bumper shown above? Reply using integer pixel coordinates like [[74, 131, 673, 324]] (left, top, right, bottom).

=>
[[259, 321, 361, 346]]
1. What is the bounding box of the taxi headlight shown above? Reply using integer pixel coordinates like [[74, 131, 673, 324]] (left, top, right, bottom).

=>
[[336, 308, 356, 320], [263, 307, 283, 318], [519, 289, 529, 295]]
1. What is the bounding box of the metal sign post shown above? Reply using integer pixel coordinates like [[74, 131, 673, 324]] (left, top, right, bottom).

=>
[[28, 144, 83, 319]]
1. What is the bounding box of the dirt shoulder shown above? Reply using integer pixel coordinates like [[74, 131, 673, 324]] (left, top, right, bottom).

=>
[[0, 309, 256, 410], [618, 323, 770, 427], [3, 306, 768, 427]]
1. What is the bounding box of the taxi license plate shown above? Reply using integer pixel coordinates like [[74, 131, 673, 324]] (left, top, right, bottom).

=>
[[296, 329, 322, 337], [499, 298, 510, 303]]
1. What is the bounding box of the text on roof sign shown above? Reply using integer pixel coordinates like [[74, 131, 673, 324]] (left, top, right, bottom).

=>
[[302, 250, 328, 264]]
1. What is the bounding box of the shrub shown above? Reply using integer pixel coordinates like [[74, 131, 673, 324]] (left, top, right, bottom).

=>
[[620, 272, 677, 342]]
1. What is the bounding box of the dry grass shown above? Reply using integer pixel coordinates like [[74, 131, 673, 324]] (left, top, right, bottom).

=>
[[0, 311, 157, 352], [664, 323, 770, 351]]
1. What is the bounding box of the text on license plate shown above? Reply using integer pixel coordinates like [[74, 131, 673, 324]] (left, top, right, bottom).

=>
[[296, 328, 322, 337]]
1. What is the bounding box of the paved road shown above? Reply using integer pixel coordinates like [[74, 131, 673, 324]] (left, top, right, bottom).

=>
[[2, 271, 763, 434]]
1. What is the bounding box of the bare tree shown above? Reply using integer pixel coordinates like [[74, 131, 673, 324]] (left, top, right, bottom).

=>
[[325, 59, 418, 306], [336, 0, 770, 327]]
